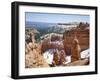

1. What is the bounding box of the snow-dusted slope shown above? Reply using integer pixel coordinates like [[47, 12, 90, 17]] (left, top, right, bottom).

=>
[[81, 49, 90, 59], [43, 49, 54, 64], [43, 48, 89, 65], [43, 49, 71, 65]]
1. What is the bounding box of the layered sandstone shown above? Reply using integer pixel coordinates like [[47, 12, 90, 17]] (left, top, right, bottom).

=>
[[63, 22, 89, 56], [25, 28, 49, 68]]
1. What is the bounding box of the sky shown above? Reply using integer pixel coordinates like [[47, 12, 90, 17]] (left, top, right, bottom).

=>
[[25, 12, 90, 23]]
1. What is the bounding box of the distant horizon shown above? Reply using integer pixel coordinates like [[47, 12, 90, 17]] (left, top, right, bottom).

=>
[[26, 21, 89, 24], [25, 12, 90, 23]]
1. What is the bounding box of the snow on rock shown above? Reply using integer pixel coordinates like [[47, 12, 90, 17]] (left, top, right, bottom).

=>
[[43, 49, 71, 65], [50, 40, 63, 46], [43, 49, 54, 64], [80, 49, 89, 59], [64, 56, 71, 64], [43, 48, 89, 65]]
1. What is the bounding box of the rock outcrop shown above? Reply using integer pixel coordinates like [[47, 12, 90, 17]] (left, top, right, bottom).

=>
[[25, 42, 49, 68], [63, 22, 89, 63], [71, 37, 81, 62], [64, 58, 89, 66], [41, 33, 64, 53], [25, 28, 49, 68], [63, 22, 89, 56]]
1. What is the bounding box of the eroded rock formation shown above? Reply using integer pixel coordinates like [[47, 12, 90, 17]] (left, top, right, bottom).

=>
[[63, 22, 89, 63], [25, 28, 49, 68], [71, 37, 81, 62]]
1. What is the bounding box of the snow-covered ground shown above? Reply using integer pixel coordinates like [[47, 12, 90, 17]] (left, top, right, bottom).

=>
[[41, 33, 63, 41], [43, 48, 89, 65], [80, 49, 90, 59], [49, 40, 63, 46], [43, 49, 71, 65], [43, 49, 54, 64]]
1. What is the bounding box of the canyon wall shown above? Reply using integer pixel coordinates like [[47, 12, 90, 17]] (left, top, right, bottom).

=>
[[63, 23, 89, 55]]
